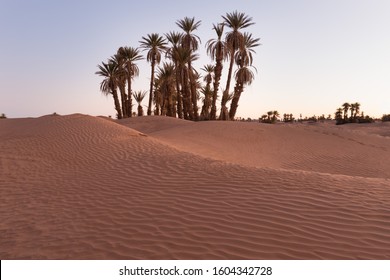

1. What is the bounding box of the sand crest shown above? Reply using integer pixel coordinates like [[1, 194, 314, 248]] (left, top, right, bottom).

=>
[[1, 114, 390, 259]]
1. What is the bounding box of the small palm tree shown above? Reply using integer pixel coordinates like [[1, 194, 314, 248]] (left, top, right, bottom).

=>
[[342, 102, 350, 120], [133, 90, 147, 116], [272, 110, 280, 123], [350, 103, 356, 121], [267, 111, 273, 122], [139, 33, 168, 116], [353, 102, 360, 119]]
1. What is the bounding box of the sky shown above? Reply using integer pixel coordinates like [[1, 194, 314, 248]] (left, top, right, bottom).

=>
[[1, 0, 389, 119]]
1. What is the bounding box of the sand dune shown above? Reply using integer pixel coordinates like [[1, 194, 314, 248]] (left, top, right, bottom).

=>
[[1, 114, 390, 259], [119, 117, 390, 179]]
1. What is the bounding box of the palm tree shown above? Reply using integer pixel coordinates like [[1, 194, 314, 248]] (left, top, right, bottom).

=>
[[139, 33, 167, 116], [175, 47, 196, 120], [353, 102, 360, 119], [177, 17, 201, 120], [95, 61, 123, 119], [156, 62, 176, 117], [200, 64, 214, 120], [342, 102, 350, 120], [117, 46, 143, 117], [350, 103, 356, 121], [109, 54, 128, 117], [229, 32, 259, 120], [267, 111, 273, 122], [133, 90, 147, 116], [165, 31, 184, 118], [335, 108, 343, 119], [272, 110, 279, 123], [222, 11, 255, 116], [206, 23, 226, 120]]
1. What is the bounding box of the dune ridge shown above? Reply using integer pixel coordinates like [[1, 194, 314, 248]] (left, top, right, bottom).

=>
[[1, 114, 390, 259]]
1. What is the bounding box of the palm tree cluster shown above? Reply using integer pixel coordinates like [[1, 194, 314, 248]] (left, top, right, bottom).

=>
[[335, 102, 373, 124], [260, 110, 279, 123], [282, 113, 294, 123], [95, 47, 143, 119], [95, 11, 259, 120]]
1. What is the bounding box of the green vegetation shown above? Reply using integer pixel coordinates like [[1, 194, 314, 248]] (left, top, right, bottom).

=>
[[260, 110, 279, 123], [95, 11, 259, 120], [0, 113, 6, 119], [334, 102, 374, 125]]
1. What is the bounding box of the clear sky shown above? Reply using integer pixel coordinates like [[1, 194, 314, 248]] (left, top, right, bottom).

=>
[[1, 0, 389, 119]]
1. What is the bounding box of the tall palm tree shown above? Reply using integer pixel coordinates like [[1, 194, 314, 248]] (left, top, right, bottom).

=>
[[95, 61, 123, 119], [165, 31, 184, 119], [200, 64, 214, 120], [206, 23, 226, 120], [139, 33, 167, 116], [117, 46, 143, 117], [156, 62, 176, 117], [342, 102, 350, 120], [109, 54, 128, 117], [229, 32, 259, 120], [222, 11, 255, 116], [133, 90, 147, 116], [174, 47, 196, 120], [177, 17, 201, 120]]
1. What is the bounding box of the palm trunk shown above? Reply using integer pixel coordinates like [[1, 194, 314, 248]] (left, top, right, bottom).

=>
[[127, 65, 133, 117], [118, 84, 127, 118], [219, 95, 229, 121], [210, 58, 223, 120], [175, 64, 183, 119], [229, 81, 243, 120], [201, 80, 212, 120], [183, 70, 193, 120], [147, 59, 156, 116], [188, 62, 198, 120], [223, 51, 235, 104], [112, 88, 122, 119]]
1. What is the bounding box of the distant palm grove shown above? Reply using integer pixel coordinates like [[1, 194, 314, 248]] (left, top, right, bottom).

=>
[[95, 11, 259, 121]]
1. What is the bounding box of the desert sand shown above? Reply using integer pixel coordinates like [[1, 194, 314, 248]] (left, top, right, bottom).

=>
[[1, 114, 390, 259]]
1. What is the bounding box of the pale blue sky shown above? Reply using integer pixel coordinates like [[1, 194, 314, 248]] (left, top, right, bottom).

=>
[[1, 0, 389, 118]]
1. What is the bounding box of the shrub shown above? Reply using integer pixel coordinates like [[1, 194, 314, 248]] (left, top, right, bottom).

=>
[[382, 114, 390, 122]]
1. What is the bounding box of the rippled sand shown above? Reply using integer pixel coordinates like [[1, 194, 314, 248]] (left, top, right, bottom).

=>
[[1, 114, 390, 259]]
